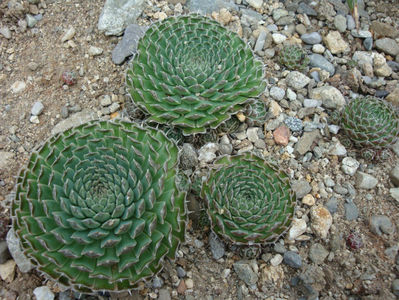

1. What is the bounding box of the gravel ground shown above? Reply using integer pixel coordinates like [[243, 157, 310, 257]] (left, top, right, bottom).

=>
[[1, 0, 399, 299]]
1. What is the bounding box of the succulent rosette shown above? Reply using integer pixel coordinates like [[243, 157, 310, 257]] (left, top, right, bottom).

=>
[[126, 14, 266, 135], [340, 96, 399, 150], [201, 153, 296, 245], [11, 120, 186, 293], [278, 45, 309, 71]]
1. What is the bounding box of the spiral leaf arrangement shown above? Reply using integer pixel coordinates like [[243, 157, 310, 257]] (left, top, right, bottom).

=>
[[278, 45, 309, 71], [201, 153, 296, 245], [340, 96, 399, 150], [11, 120, 186, 293], [126, 14, 266, 135]]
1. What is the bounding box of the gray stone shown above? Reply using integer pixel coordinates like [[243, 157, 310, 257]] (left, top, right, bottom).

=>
[[309, 54, 335, 76], [33, 286, 54, 300], [0, 26, 11, 39], [233, 260, 258, 285], [309, 86, 345, 109], [272, 8, 288, 21], [301, 32, 322, 45], [219, 143, 233, 155], [334, 14, 347, 32], [158, 289, 171, 300], [387, 61, 399, 72], [283, 251, 302, 268], [180, 143, 198, 169], [325, 197, 338, 214], [341, 157, 359, 176], [269, 86, 285, 101], [346, 15, 355, 30], [98, 0, 145, 36], [384, 245, 399, 260], [291, 179, 312, 199], [187, 0, 237, 15], [370, 215, 394, 236], [355, 172, 378, 189], [6, 228, 33, 273], [344, 202, 358, 221], [308, 243, 328, 264], [88, 46, 103, 56], [152, 276, 164, 288], [276, 16, 295, 26], [391, 188, 399, 203], [51, 110, 97, 135], [393, 279, 399, 296], [176, 266, 186, 278], [351, 29, 372, 38], [294, 130, 321, 156], [0, 152, 14, 170], [285, 116, 303, 132], [286, 71, 311, 91], [0, 241, 11, 264], [209, 232, 225, 260], [254, 30, 267, 53], [363, 37, 373, 51], [240, 9, 263, 27], [31, 101, 44, 116], [247, 0, 263, 9], [297, 2, 317, 16], [26, 14, 38, 28], [390, 165, 399, 186], [375, 38, 399, 56], [112, 24, 147, 64]]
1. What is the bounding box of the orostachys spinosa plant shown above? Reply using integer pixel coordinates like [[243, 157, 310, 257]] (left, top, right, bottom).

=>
[[11, 120, 187, 293], [201, 153, 296, 245], [126, 14, 266, 135]]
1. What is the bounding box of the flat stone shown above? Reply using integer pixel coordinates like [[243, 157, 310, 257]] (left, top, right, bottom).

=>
[[272, 33, 287, 44], [112, 24, 147, 64], [334, 14, 347, 32], [308, 243, 328, 264], [309, 86, 345, 109], [51, 110, 97, 135], [328, 141, 347, 156], [0, 260, 16, 282], [98, 0, 145, 36], [302, 194, 315, 206], [6, 228, 33, 273], [254, 30, 267, 53], [325, 197, 338, 214], [286, 71, 311, 90], [10, 81, 26, 93], [31, 101, 44, 116], [26, 14, 38, 27], [344, 202, 359, 221], [247, 0, 263, 9], [186, 0, 237, 15], [347, 15, 355, 30], [273, 125, 290, 146], [370, 21, 399, 39], [288, 218, 307, 240], [310, 205, 332, 239], [88, 46, 103, 56], [33, 286, 55, 300], [233, 260, 259, 285], [198, 143, 218, 163], [158, 289, 171, 300], [324, 31, 349, 54], [352, 51, 373, 65], [294, 130, 321, 155], [375, 38, 399, 56], [301, 32, 322, 45], [283, 251, 302, 268], [355, 172, 378, 189], [0, 26, 11, 39], [61, 26, 76, 42], [390, 187, 399, 202], [297, 2, 317, 16], [370, 215, 394, 236], [209, 232, 225, 260], [291, 179, 312, 199], [0, 152, 14, 170], [246, 127, 259, 143]]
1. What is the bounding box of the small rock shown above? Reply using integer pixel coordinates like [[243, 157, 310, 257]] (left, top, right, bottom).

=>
[[247, 0, 263, 9], [272, 33, 287, 44], [100, 95, 112, 106], [219, 143, 233, 155], [392, 279, 399, 296], [355, 172, 378, 189], [283, 251, 302, 268], [233, 260, 259, 285], [309, 86, 345, 109], [0, 26, 11, 39], [0, 152, 14, 170], [180, 143, 198, 169], [351, 29, 372, 38], [312, 44, 325, 54], [269, 100, 282, 117], [286, 71, 311, 90], [31, 101, 44, 116], [324, 31, 349, 54], [6, 229, 33, 273], [344, 202, 359, 221], [254, 30, 267, 53], [198, 143, 218, 163], [301, 32, 322, 45], [112, 24, 147, 64], [294, 130, 321, 156], [176, 266, 186, 278], [270, 86, 285, 101], [33, 286, 54, 300], [390, 165, 399, 186], [288, 218, 307, 240], [325, 197, 338, 214], [291, 179, 312, 199], [375, 38, 399, 56], [363, 37, 373, 51], [370, 215, 394, 236], [284, 116, 303, 132], [88, 46, 103, 56], [177, 279, 186, 294], [370, 21, 399, 39], [346, 15, 355, 30], [390, 188, 399, 202], [308, 243, 328, 264], [309, 54, 335, 76], [270, 254, 283, 266], [297, 2, 317, 16], [109, 102, 120, 113], [61, 26, 76, 42], [185, 278, 194, 289], [328, 141, 347, 156], [51, 110, 97, 135], [273, 125, 290, 146], [386, 88, 399, 106], [246, 127, 259, 143], [334, 14, 347, 32], [10, 81, 26, 94], [302, 194, 315, 206], [310, 205, 332, 239], [29, 115, 40, 124], [158, 289, 171, 300], [341, 157, 360, 176], [152, 276, 163, 288], [209, 232, 225, 260], [27, 62, 39, 71], [26, 14, 38, 27], [0, 260, 16, 282]]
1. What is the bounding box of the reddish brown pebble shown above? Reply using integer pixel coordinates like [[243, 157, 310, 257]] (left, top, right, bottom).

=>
[[177, 279, 187, 294], [273, 125, 290, 146]]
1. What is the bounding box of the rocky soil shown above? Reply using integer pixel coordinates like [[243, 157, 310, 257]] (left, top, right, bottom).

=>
[[1, 0, 399, 299]]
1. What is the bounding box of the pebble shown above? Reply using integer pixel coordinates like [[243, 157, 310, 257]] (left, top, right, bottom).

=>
[[375, 38, 399, 56], [233, 260, 259, 285], [109, 102, 120, 113], [328, 141, 347, 156], [61, 26, 76, 42], [158, 289, 171, 300], [177, 266, 186, 278], [325, 197, 338, 214], [185, 278, 194, 289], [0, 260, 16, 282], [286, 88, 297, 101], [33, 286, 54, 300], [247, 0, 263, 9], [389, 165, 399, 186], [27, 62, 39, 71], [291, 179, 312, 199], [310, 86, 345, 109], [198, 143, 218, 163], [297, 2, 317, 16], [26, 14, 38, 27], [288, 218, 307, 240], [312, 44, 325, 54], [294, 130, 321, 156], [286, 71, 311, 90], [392, 279, 399, 296], [370, 215, 394, 236], [302, 194, 315, 206], [273, 125, 290, 146], [6, 229, 33, 273], [334, 14, 347, 32], [219, 143, 233, 155], [0, 26, 11, 39], [346, 15, 355, 30], [355, 172, 378, 189], [272, 33, 287, 44], [363, 37, 373, 51], [351, 29, 372, 39], [270, 86, 285, 101], [152, 276, 164, 288], [344, 202, 359, 221], [209, 232, 225, 260], [310, 205, 332, 239], [301, 32, 322, 45], [0, 152, 14, 170], [88, 46, 103, 56], [270, 254, 283, 266], [10, 81, 26, 93], [31, 101, 44, 116], [390, 188, 399, 203], [284, 117, 303, 132], [29, 115, 40, 124], [246, 128, 259, 143], [309, 54, 335, 75], [283, 251, 302, 268], [324, 31, 349, 54], [308, 243, 328, 264], [254, 30, 267, 53], [341, 157, 360, 176]]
